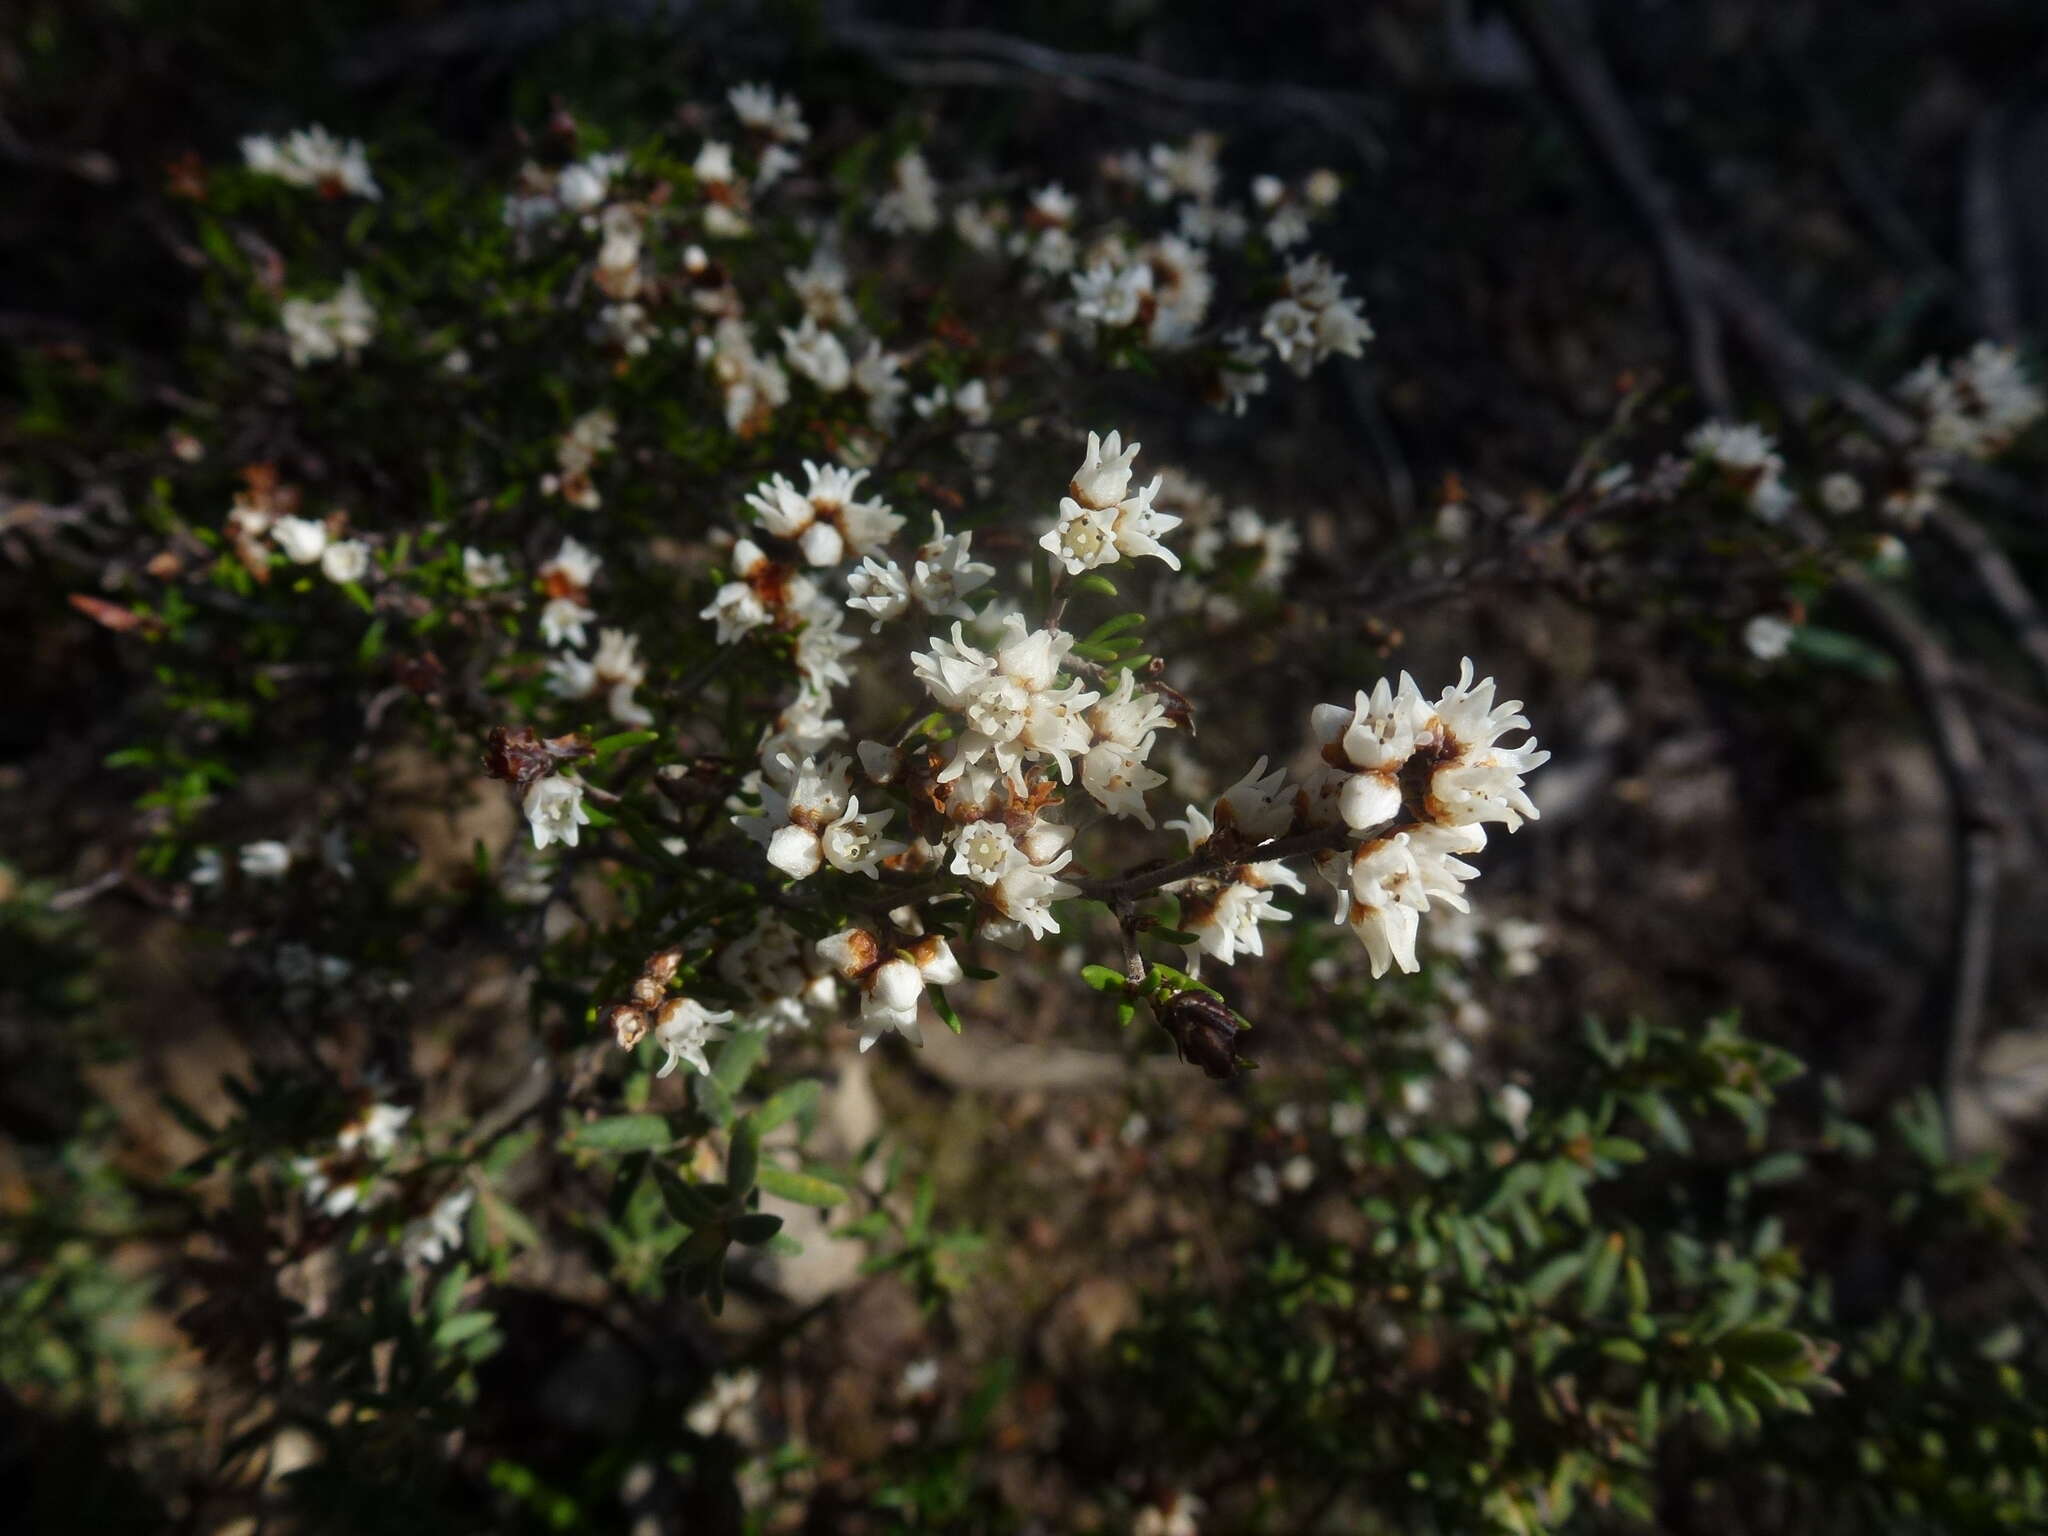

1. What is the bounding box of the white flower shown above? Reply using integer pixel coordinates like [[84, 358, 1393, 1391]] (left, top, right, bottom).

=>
[[1042, 431, 1181, 573], [740, 753, 852, 879], [540, 596, 596, 649], [1901, 343, 2045, 458], [464, 547, 509, 587], [1169, 756, 1296, 852], [591, 627, 652, 726], [787, 249, 853, 327], [545, 652, 597, 701], [541, 534, 603, 591], [242, 125, 379, 198], [1260, 299, 1316, 370], [1415, 663, 1548, 832], [272, 516, 329, 564], [847, 556, 913, 628], [817, 928, 961, 1050], [872, 150, 940, 233], [653, 996, 736, 1078], [913, 615, 1099, 790], [911, 512, 995, 616], [729, 83, 809, 144], [781, 315, 852, 392], [1820, 472, 1864, 514], [1214, 328, 1269, 416], [1493, 916, 1548, 977], [320, 538, 370, 584], [338, 1101, 412, 1157], [402, 1187, 474, 1266], [686, 1370, 760, 1438], [818, 797, 908, 878], [852, 340, 908, 427], [744, 462, 901, 565], [1178, 868, 1299, 967], [954, 201, 1005, 252], [984, 831, 1079, 943], [950, 821, 1027, 885], [1080, 736, 1167, 825], [694, 140, 738, 187], [1134, 1492, 1204, 1536], [794, 609, 861, 693], [524, 776, 590, 850], [1145, 136, 1222, 203], [1072, 260, 1153, 328], [699, 538, 818, 643], [1040, 498, 1120, 574], [281, 274, 376, 368], [1332, 824, 1485, 977], [1305, 674, 1432, 833], [1497, 1083, 1534, 1139], [239, 840, 292, 878], [1067, 428, 1141, 509], [1744, 613, 1796, 661], [1261, 258, 1372, 376]]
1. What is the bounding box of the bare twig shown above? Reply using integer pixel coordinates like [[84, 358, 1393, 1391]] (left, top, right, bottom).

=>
[[1963, 108, 2022, 343], [1824, 561, 2001, 1123], [831, 19, 1385, 166], [1502, 0, 1731, 417], [1075, 822, 1355, 904], [1920, 504, 2048, 697]]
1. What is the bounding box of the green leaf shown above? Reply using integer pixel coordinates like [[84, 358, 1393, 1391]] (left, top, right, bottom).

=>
[[651, 1163, 721, 1226], [1526, 1253, 1585, 1304], [756, 1164, 850, 1207], [1073, 572, 1119, 599], [592, 729, 660, 760], [754, 1080, 821, 1136], [1582, 1233, 1624, 1315], [731, 1212, 784, 1245], [928, 985, 963, 1034], [1080, 964, 1129, 993], [433, 1311, 497, 1349], [567, 1114, 672, 1153], [727, 1117, 761, 1197], [1086, 613, 1147, 643], [1748, 1151, 1806, 1186]]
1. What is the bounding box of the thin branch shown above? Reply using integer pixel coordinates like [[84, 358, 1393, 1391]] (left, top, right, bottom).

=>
[[1920, 503, 2048, 698], [831, 19, 1386, 166], [1502, 0, 1731, 417], [1963, 108, 2022, 343], [1075, 823, 1354, 904]]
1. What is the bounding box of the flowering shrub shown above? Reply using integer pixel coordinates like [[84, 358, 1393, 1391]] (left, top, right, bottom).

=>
[[10, 8, 2048, 1533]]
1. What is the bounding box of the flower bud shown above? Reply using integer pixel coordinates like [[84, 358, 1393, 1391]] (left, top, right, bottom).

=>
[[606, 1002, 651, 1051], [1158, 990, 1250, 1081]]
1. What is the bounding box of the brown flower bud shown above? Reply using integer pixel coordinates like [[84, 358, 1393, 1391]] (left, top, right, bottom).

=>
[[482, 725, 592, 789], [605, 1002, 650, 1051], [629, 976, 666, 1009], [1158, 990, 1250, 1081], [643, 947, 685, 986]]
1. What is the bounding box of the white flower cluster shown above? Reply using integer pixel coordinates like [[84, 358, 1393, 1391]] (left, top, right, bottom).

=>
[[242, 125, 379, 199], [1686, 419, 1795, 522], [1257, 256, 1373, 380], [1897, 341, 2046, 460], [1298, 664, 1547, 976], [281, 273, 375, 368]]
